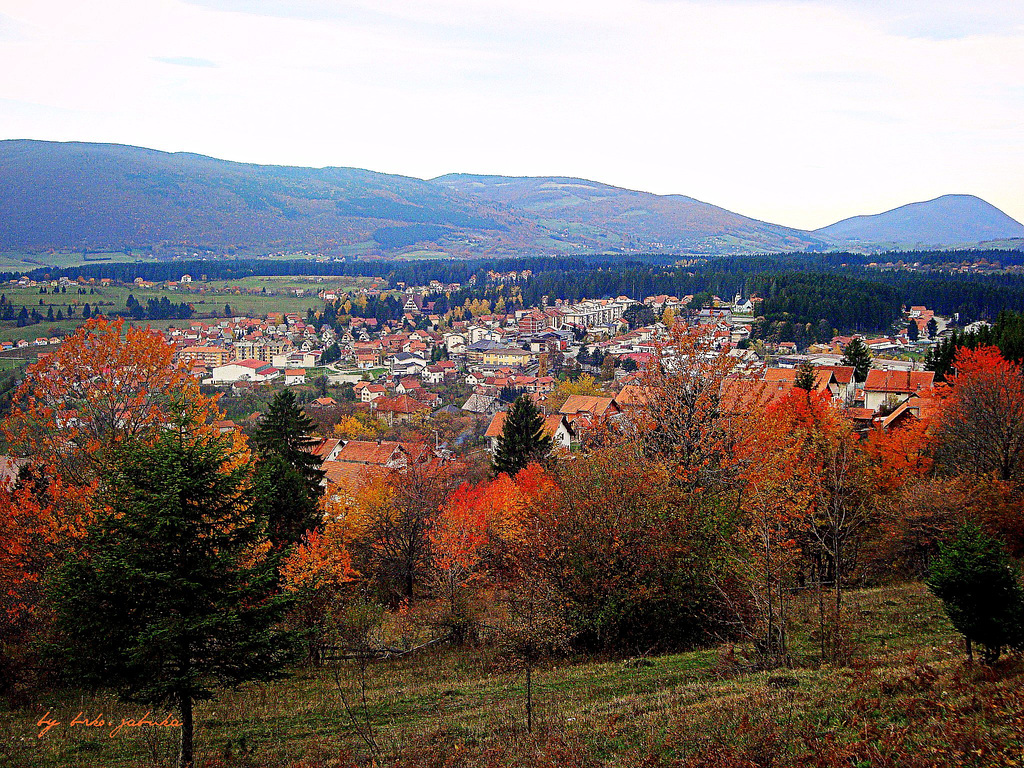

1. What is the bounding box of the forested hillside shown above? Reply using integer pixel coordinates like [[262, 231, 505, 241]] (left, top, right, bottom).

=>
[[4, 141, 1022, 259]]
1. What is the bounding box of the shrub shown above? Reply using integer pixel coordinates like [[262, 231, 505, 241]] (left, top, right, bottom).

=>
[[926, 523, 1024, 663]]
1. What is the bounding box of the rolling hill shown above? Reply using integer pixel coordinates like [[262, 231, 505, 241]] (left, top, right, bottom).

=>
[[0, 140, 531, 257], [0, 140, 1020, 260], [814, 194, 1024, 248], [430, 174, 825, 255]]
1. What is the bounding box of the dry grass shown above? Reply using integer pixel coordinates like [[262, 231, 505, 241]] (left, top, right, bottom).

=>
[[4, 582, 1023, 768]]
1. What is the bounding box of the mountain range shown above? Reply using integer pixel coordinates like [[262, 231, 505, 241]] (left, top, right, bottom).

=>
[[1, 140, 1021, 260]]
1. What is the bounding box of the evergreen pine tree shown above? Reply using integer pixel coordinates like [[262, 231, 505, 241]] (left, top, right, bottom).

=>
[[252, 389, 326, 548], [321, 341, 341, 364], [49, 429, 295, 768], [927, 317, 939, 339], [493, 395, 552, 477], [907, 320, 919, 342], [794, 360, 816, 390], [841, 337, 872, 383]]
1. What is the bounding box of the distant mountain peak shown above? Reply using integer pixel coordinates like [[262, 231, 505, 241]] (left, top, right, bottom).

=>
[[815, 194, 1024, 247]]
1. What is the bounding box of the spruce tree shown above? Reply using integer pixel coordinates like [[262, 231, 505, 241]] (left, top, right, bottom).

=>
[[254, 389, 324, 488], [794, 360, 816, 390], [841, 337, 872, 383], [927, 523, 1024, 663], [253, 389, 326, 548], [907, 320, 919, 342], [493, 395, 552, 477], [49, 429, 295, 768]]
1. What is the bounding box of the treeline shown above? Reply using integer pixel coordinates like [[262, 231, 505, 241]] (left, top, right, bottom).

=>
[[124, 294, 195, 320], [0, 294, 78, 327], [9, 249, 1024, 337], [3, 255, 667, 286], [746, 272, 901, 343], [926, 310, 1024, 379]]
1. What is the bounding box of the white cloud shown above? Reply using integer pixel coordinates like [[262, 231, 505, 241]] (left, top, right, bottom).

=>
[[0, 0, 1021, 229]]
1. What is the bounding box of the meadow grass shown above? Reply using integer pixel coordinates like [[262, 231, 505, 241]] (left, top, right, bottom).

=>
[[4, 582, 1022, 768]]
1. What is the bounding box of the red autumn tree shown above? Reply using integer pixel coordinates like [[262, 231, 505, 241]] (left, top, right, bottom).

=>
[[933, 345, 1024, 483]]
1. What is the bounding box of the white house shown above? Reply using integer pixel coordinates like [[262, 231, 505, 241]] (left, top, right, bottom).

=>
[[284, 369, 306, 386], [360, 384, 386, 403], [272, 351, 319, 369], [484, 412, 574, 453], [444, 332, 468, 355], [212, 359, 280, 384], [389, 352, 427, 377]]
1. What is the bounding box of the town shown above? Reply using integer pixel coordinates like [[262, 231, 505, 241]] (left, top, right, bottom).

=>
[[0, 270, 957, 489]]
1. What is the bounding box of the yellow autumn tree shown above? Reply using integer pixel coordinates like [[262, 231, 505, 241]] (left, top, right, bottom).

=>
[[546, 374, 603, 411]]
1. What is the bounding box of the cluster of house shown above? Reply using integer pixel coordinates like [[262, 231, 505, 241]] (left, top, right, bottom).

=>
[[150, 288, 945, 427], [166, 312, 336, 383], [0, 336, 62, 351], [721, 365, 937, 430], [471, 359, 938, 462]]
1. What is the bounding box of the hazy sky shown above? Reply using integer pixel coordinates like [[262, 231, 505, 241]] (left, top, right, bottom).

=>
[[1, 0, 1021, 229]]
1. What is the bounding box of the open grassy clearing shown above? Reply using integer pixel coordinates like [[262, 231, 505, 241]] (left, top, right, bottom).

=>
[[6, 582, 1022, 768], [0, 251, 161, 272], [0, 282, 343, 343]]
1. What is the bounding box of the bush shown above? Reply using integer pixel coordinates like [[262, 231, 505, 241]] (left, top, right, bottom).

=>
[[926, 523, 1024, 663], [527, 447, 745, 653]]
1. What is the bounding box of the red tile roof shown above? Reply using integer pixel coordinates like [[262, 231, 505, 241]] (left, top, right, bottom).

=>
[[485, 411, 569, 440], [559, 395, 618, 416], [373, 394, 428, 414], [334, 440, 429, 466], [863, 369, 935, 393]]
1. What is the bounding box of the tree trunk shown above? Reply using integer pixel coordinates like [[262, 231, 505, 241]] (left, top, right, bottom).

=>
[[764, 525, 774, 655], [834, 538, 842, 660], [526, 664, 533, 733], [178, 693, 193, 768], [818, 578, 825, 662]]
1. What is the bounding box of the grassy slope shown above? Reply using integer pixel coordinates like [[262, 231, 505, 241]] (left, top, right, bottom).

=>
[[0, 280, 372, 343], [5, 582, 1024, 768]]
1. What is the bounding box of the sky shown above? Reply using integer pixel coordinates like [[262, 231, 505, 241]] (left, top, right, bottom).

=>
[[0, 0, 1021, 230]]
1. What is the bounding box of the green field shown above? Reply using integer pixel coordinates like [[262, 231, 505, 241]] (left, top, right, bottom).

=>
[[6, 583, 1022, 768], [0, 276, 385, 343], [0, 250, 166, 272]]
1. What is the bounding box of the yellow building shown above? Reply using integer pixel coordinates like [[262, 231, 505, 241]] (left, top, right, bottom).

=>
[[481, 347, 534, 367]]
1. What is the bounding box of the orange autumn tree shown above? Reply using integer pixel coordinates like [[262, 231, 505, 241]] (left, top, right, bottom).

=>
[[434, 463, 557, 580], [632, 323, 754, 489], [736, 387, 869, 659], [423, 464, 556, 641], [861, 418, 933, 497], [5, 317, 220, 491], [429, 483, 490, 640]]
